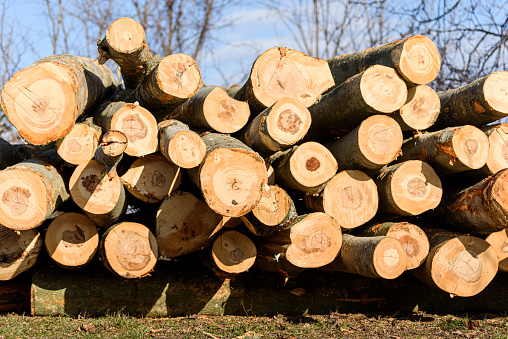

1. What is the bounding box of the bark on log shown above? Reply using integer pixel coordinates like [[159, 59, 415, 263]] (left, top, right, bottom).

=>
[[99, 222, 158, 279], [235, 47, 334, 113], [120, 153, 182, 203], [267, 142, 338, 193], [485, 229, 508, 272], [97, 17, 152, 89], [398, 125, 489, 175], [391, 85, 441, 131], [0, 158, 69, 230], [69, 159, 127, 228], [55, 119, 101, 165], [354, 221, 429, 270], [224, 83, 241, 97], [207, 230, 257, 277], [322, 234, 407, 279], [328, 35, 440, 86], [305, 65, 407, 141], [1, 55, 116, 145], [304, 170, 378, 230], [158, 119, 206, 168], [44, 212, 99, 268], [0, 138, 24, 170], [94, 101, 158, 157], [240, 185, 298, 236], [94, 130, 128, 179], [376, 160, 442, 216], [169, 86, 250, 133], [156, 191, 224, 258], [187, 133, 268, 217], [325, 115, 403, 173], [0, 226, 42, 280], [236, 98, 311, 156], [432, 71, 508, 130]]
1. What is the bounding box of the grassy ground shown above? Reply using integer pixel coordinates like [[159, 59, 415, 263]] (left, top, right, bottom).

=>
[[1, 312, 508, 339]]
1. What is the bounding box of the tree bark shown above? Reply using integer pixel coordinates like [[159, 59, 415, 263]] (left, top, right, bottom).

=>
[[55, 118, 101, 166], [0, 138, 24, 170], [485, 229, 508, 272], [0, 226, 42, 280], [158, 119, 206, 168], [391, 85, 441, 131], [94, 130, 128, 179]]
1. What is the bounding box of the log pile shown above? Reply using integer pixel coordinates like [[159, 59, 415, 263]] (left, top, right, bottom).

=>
[[1, 17, 508, 312]]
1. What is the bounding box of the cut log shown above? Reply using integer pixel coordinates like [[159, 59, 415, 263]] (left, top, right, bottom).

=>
[[485, 229, 508, 272], [0, 138, 24, 170], [391, 85, 441, 131], [304, 170, 378, 230], [1, 55, 116, 145], [156, 191, 224, 258], [208, 230, 257, 276], [354, 221, 429, 270], [328, 35, 440, 86], [376, 160, 442, 216], [169, 86, 250, 133], [267, 142, 338, 193], [97, 17, 152, 89], [120, 153, 181, 203], [236, 98, 311, 155], [158, 119, 206, 168], [305, 65, 407, 141], [235, 47, 334, 113], [473, 124, 508, 178], [323, 234, 407, 279], [94, 101, 158, 157], [55, 119, 102, 165], [412, 229, 498, 297], [187, 133, 268, 217], [224, 83, 241, 97], [94, 130, 128, 178], [69, 159, 127, 228], [99, 222, 158, 279], [240, 185, 298, 236], [44, 212, 99, 268], [435, 169, 508, 234], [325, 115, 403, 173], [256, 212, 342, 269], [398, 125, 489, 175], [0, 158, 69, 230], [0, 226, 42, 280], [432, 71, 508, 130]]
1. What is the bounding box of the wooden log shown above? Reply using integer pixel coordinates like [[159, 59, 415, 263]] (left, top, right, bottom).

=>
[[224, 83, 241, 97], [354, 221, 429, 270], [1, 55, 116, 145], [435, 168, 508, 234], [187, 133, 268, 217], [235, 47, 334, 113], [267, 142, 337, 193], [323, 234, 407, 279], [97, 17, 152, 89], [328, 35, 441, 86], [325, 115, 403, 173], [0, 158, 69, 230], [69, 159, 127, 228], [431, 71, 508, 130], [169, 86, 250, 133], [412, 228, 498, 297], [99, 222, 158, 279], [398, 125, 489, 175], [94, 101, 158, 157], [158, 119, 206, 168], [207, 230, 257, 277], [240, 185, 298, 236], [376, 160, 442, 216], [305, 65, 407, 141], [236, 98, 311, 156], [470, 124, 508, 178], [0, 138, 24, 170], [266, 162, 275, 185], [94, 130, 128, 178], [485, 229, 508, 272], [304, 170, 378, 230], [156, 190, 224, 258], [120, 153, 181, 203], [391, 85, 441, 131], [0, 226, 42, 280], [44, 212, 99, 268], [55, 119, 101, 165]]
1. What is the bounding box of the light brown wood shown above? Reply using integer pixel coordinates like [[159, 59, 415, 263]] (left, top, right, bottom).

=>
[[376, 160, 442, 216], [475, 124, 508, 177], [55, 119, 102, 165], [305, 170, 378, 230], [44, 212, 99, 268], [235, 47, 334, 113], [99, 222, 158, 279], [211, 230, 257, 274], [0, 226, 42, 280], [121, 153, 181, 203], [94, 130, 128, 178], [156, 191, 224, 258], [485, 229, 508, 272], [158, 119, 206, 168], [392, 85, 441, 131]]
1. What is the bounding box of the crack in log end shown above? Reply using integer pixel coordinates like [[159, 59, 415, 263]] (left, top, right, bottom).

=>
[[66, 138, 82, 153], [407, 177, 427, 198], [170, 62, 187, 89], [151, 170, 166, 188], [227, 248, 245, 263], [398, 235, 419, 258], [80, 175, 102, 194], [122, 113, 148, 142], [31, 96, 52, 118], [339, 186, 363, 211], [115, 231, 151, 271], [2, 186, 31, 215], [277, 109, 302, 135], [305, 157, 321, 171], [297, 230, 332, 254], [218, 100, 237, 122], [473, 101, 486, 114], [448, 249, 484, 284], [465, 138, 479, 155], [62, 225, 86, 248]]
